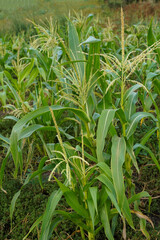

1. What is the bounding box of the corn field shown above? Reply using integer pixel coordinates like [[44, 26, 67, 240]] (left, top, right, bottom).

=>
[[0, 5, 160, 240]]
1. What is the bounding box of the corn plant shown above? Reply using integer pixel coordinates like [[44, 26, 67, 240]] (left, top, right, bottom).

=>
[[0, 9, 160, 240]]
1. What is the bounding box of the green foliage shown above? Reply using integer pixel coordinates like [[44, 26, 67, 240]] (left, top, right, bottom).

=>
[[0, 9, 160, 240]]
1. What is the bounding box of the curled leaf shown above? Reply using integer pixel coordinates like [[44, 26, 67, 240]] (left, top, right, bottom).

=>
[[131, 210, 154, 228]]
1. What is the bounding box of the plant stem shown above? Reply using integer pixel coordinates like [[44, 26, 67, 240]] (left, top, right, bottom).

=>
[[84, 122, 96, 157], [82, 131, 95, 240], [88, 231, 95, 240], [80, 227, 86, 240], [121, 72, 126, 137], [120, 8, 126, 137]]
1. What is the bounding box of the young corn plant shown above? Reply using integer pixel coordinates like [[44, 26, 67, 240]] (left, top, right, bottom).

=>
[[7, 106, 153, 240], [2, 47, 38, 115], [101, 8, 160, 165], [96, 8, 160, 238], [52, 19, 102, 155]]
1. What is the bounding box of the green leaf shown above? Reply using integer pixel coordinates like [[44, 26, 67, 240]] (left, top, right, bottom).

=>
[[122, 196, 134, 229], [0, 91, 7, 106], [19, 59, 34, 82], [80, 36, 101, 45], [0, 72, 3, 86], [97, 174, 121, 215], [64, 190, 89, 218], [124, 84, 141, 102], [126, 140, 139, 173], [40, 189, 62, 240], [134, 144, 160, 171], [100, 202, 114, 240], [98, 185, 108, 209], [140, 219, 150, 240], [135, 127, 158, 156], [54, 210, 92, 232], [89, 187, 98, 213], [29, 48, 49, 72], [38, 156, 48, 189], [26, 68, 39, 88], [116, 108, 127, 125], [109, 124, 117, 137], [75, 136, 93, 151], [86, 39, 101, 85], [19, 124, 73, 141], [48, 217, 63, 238], [38, 67, 46, 81], [4, 75, 21, 107], [68, 21, 85, 82], [55, 177, 89, 218], [87, 197, 95, 228], [9, 168, 48, 229], [97, 162, 112, 179], [18, 124, 44, 140], [23, 216, 43, 240], [13, 106, 90, 133], [126, 112, 157, 139], [124, 92, 138, 121], [111, 136, 126, 209], [97, 109, 116, 162], [147, 19, 160, 63], [10, 105, 90, 177], [0, 150, 10, 191], [146, 72, 159, 81], [4, 116, 18, 122], [153, 79, 160, 95], [76, 145, 97, 163], [0, 134, 10, 145], [147, 19, 156, 46], [128, 191, 151, 205], [10, 190, 21, 228]]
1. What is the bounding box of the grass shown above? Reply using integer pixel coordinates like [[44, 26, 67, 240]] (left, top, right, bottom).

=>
[[0, 0, 101, 34]]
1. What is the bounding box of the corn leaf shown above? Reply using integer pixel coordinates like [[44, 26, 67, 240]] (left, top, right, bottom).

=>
[[140, 219, 150, 240], [122, 196, 134, 229], [124, 84, 141, 102], [134, 143, 160, 171], [40, 189, 63, 240], [54, 177, 89, 218], [87, 197, 95, 227], [132, 210, 154, 228], [89, 187, 98, 213], [23, 216, 43, 240], [124, 92, 138, 121], [0, 134, 10, 145], [135, 127, 158, 156], [126, 140, 139, 173], [54, 210, 92, 232], [10, 105, 90, 177], [97, 109, 116, 162], [111, 136, 126, 209], [19, 59, 34, 82], [100, 202, 114, 240], [68, 21, 85, 82], [0, 150, 10, 191], [97, 174, 121, 215], [97, 162, 112, 179], [129, 191, 151, 205], [126, 112, 157, 139], [147, 19, 160, 63], [10, 190, 21, 228]]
